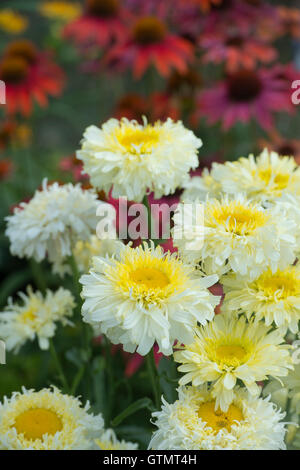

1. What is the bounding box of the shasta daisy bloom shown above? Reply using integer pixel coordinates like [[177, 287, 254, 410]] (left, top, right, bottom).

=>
[[223, 265, 300, 334], [95, 429, 138, 450], [0, 40, 64, 116], [0, 386, 104, 450], [106, 16, 194, 79], [210, 149, 300, 203], [5, 180, 100, 266], [196, 68, 293, 131], [173, 194, 296, 279], [0, 287, 75, 353], [77, 117, 201, 202], [63, 0, 126, 49], [200, 30, 277, 73], [39, 1, 82, 22], [80, 242, 220, 356], [149, 385, 286, 450], [174, 315, 293, 412]]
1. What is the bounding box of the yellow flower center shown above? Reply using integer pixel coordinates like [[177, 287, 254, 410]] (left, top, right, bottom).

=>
[[14, 408, 63, 441], [114, 125, 160, 155], [258, 168, 290, 191], [130, 267, 170, 289], [40, 1, 82, 21], [215, 345, 247, 366], [254, 268, 300, 300], [0, 10, 28, 34], [20, 307, 36, 324], [209, 201, 267, 235], [198, 401, 243, 434]]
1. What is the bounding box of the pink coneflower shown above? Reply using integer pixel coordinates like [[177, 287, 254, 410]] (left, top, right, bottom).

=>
[[196, 68, 294, 131], [200, 30, 277, 72], [63, 0, 127, 50], [107, 16, 194, 78], [59, 154, 88, 182], [0, 40, 64, 116]]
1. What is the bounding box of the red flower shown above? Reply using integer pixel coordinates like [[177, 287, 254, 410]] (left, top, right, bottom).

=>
[[179, 0, 222, 13], [63, 0, 127, 50], [107, 16, 194, 78], [200, 31, 277, 72], [0, 40, 64, 116], [196, 68, 294, 131]]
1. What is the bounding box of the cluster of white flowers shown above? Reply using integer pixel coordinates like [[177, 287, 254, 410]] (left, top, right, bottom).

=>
[[4, 116, 300, 450]]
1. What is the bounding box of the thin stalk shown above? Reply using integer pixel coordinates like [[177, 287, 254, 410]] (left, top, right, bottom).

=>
[[142, 194, 152, 241], [146, 349, 161, 409], [49, 339, 69, 393]]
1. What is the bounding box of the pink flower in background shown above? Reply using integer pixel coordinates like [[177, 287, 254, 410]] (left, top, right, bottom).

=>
[[0, 159, 14, 181], [200, 30, 277, 72], [59, 155, 88, 182], [106, 15, 194, 78], [196, 67, 294, 131]]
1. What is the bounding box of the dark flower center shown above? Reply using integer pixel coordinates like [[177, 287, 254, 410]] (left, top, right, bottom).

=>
[[244, 0, 261, 6], [132, 17, 167, 45], [167, 69, 202, 94], [226, 36, 244, 47], [0, 57, 29, 84], [5, 40, 38, 65], [277, 143, 296, 156], [212, 0, 232, 11], [227, 70, 263, 102], [86, 0, 119, 17]]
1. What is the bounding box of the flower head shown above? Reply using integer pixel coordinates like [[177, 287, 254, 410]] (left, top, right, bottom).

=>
[[0, 387, 104, 450], [80, 242, 220, 355], [173, 193, 296, 279], [0, 40, 64, 116], [196, 68, 293, 131], [174, 315, 292, 411], [0, 10, 28, 34], [223, 265, 300, 334], [5, 180, 100, 266], [77, 117, 201, 202], [211, 149, 300, 203], [39, 1, 82, 22], [149, 385, 286, 450], [0, 287, 75, 352]]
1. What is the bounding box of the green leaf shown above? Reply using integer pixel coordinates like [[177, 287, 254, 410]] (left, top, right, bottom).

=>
[[111, 398, 155, 427]]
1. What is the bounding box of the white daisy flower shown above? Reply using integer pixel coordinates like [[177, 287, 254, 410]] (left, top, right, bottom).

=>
[[76, 117, 201, 202], [210, 149, 300, 203], [0, 287, 75, 352], [80, 242, 220, 356], [0, 386, 104, 450], [95, 429, 138, 450], [173, 193, 296, 279], [222, 265, 300, 334], [5, 180, 100, 266], [149, 385, 286, 450], [174, 315, 293, 411]]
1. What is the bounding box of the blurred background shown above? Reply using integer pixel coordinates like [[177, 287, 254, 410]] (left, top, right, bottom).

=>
[[0, 0, 300, 445]]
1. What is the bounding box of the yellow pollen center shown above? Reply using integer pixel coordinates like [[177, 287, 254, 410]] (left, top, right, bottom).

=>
[[20, 307, 37, 324], [258, 168, 290, 190], [130, 267, 170, 289], [198, 401, 243, 434], [215, 345, 246, 364], [14, 408, 63, 441], [254, 269, 300, 299], [115, 126, 160, 155], [211, 203, 267, 235]]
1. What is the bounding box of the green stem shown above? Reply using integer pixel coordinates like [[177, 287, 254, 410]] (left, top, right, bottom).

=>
[[146, 349, 161, 409], [49, 339, 69, 393], [104, 336, 114, 423], [29, 259, 46, 293], [67, 254, 81, 307]]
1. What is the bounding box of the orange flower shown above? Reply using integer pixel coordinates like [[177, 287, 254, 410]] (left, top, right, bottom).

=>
[[0, 40, 64, 116], [107, 16, 194, 78]]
